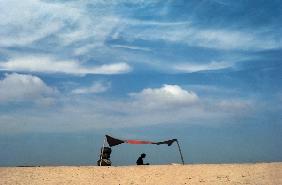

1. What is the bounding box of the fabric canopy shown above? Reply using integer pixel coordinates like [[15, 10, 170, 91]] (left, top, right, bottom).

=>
[[106, 135, 177, 147]]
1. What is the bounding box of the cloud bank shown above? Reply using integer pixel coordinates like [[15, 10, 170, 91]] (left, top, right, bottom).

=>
[[0, 83, 256, 133]]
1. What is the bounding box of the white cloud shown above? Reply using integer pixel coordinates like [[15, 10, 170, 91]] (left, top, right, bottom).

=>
[[73, 44, 97, 56], [0, 0, 124, 51], [94, 63, 131, 75], [3, 0, 277, 53], [130, 84, 199, 108], [1, 0, 280, 57], [115, 21, 281, 50], [0, 73, 56, 103], [0, 83, 257, 132], [72, 81, 110, 94], [174, 61, 233, 73], [59, 15, 121, 47], [0, 0, 81, 47], [192, 29, 279, 50], [0, 56, 131, 75]]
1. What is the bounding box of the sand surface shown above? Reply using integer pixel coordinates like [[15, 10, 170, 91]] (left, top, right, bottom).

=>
[[0, 163, 281, 185]]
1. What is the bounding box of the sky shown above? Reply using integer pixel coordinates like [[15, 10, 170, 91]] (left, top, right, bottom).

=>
[[0, 0, 282, 166]]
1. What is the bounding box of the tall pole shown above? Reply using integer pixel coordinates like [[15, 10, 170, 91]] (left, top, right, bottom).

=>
[[99, 136, 106, 166], [176, 140, 185, 165]]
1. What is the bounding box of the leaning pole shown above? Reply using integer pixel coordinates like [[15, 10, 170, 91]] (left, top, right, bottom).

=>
[[176, 140, 185, 165]]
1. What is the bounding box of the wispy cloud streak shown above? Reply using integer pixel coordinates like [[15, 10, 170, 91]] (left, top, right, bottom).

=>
[[0, 56, 131, 75], [174, 61, 234, 73]]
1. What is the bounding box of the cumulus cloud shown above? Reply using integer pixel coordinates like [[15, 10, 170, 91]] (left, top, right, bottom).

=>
[[72, 81, 110, 94], [0, 56, 131, 75], [130, 84, 199, 109], [0, 73, 56, 103]]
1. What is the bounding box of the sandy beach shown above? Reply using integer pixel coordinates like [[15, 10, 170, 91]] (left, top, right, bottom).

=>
[[0, 162, 281, 185]]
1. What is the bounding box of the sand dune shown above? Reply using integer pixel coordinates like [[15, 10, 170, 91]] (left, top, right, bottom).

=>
[[0, 163, 281, 185]]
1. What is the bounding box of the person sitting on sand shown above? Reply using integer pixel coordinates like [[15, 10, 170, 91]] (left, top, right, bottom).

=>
[[136, 153, 149, 165]]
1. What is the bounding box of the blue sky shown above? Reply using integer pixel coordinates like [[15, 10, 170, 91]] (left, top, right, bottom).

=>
[[0, 0, 281, 166]]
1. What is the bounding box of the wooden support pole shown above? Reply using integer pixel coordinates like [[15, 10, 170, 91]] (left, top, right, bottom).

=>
[[176, 140, 185, 165], [99, 136, 106, 166]]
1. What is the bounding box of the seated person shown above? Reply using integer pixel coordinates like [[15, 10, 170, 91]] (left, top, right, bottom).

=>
[[136, 153, 149, 165]]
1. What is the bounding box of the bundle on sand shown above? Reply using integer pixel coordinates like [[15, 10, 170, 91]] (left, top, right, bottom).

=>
[[97, 147, 112, 166]]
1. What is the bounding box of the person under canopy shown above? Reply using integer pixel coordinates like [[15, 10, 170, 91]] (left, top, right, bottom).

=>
[[136, 153, 149, 165]]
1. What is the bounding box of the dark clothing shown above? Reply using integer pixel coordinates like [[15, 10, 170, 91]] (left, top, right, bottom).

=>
[[136, 157, 144, 165]]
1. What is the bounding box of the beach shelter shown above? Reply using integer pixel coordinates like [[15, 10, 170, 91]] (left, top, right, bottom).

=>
[[99, 135, 185, 165]]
